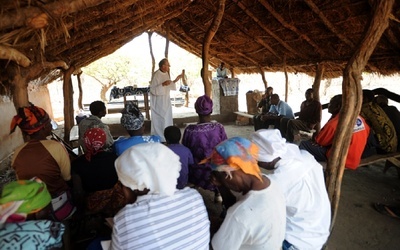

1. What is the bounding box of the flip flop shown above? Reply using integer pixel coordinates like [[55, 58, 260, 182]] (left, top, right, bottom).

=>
[[373, 203, 400, 219]]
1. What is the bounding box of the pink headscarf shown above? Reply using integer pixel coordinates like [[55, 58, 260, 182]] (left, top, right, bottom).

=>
[[84, 128, 106, 161]]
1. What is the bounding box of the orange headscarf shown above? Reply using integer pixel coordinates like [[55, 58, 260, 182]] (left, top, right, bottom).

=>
[[204, 137, 262, 181], [10, 103, 50, 135]]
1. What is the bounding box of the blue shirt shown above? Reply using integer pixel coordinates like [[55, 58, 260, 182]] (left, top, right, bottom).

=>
[[114, 135, 161, 156], [269, 100, 294, 118], [167, 144, 194, 189]]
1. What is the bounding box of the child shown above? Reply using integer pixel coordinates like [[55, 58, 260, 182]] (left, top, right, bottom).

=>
[[164, 126, 194, 189]]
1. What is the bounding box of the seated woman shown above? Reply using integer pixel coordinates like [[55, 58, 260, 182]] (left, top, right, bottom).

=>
[[114, 101, 161, 156], [0, 178, 65, 249], [71, 128, 124, 216], [10, 103, 75, 221], [182, 95, 228, 202]]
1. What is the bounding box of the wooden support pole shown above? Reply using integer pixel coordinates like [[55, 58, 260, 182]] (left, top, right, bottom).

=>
[[165, 22, 170, 59], [63, 66, 75, 143], [326, 0, 394, 230], [284, 55, 288, 102], [258, 67, 268, 89], [148, 31, 155, 80], [76, 70, 83, 110], [202, 0, 226, 97], [312, 63, 324, 103], [312, 63, 324, 133]]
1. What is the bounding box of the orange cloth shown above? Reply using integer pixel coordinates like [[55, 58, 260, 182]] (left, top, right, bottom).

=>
[[10, 104, 50, 135]]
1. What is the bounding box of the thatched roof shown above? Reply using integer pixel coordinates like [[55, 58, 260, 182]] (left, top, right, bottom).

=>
[[1, 0, 400, 83]]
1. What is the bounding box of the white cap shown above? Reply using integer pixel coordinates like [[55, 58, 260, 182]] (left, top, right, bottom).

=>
[[115, 143, 181, 196]]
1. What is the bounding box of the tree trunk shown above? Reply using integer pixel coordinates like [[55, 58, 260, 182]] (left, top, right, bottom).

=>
[[100, 82, 115, 103], [63, 66, 75, 143], [202, 0, 226, 97], [326, 0, 394, 230]]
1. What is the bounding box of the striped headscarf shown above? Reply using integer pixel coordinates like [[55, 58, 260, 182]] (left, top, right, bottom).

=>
[[10, 103, 50, 135], [204, 137, 262, 181], [84, 128, 107, 161]]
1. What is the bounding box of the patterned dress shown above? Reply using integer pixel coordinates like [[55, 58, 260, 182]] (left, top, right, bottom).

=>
[[182, 122, 227, 191]]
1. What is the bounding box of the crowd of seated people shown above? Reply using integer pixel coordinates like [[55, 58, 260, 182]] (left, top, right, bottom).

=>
[[11, 87, 400, 248]]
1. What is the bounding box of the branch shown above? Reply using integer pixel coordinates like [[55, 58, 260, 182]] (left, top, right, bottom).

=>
[[0, 45, 31, 67]]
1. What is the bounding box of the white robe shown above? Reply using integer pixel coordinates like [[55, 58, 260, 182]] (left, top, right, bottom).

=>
[[150, 69, 175, 141]]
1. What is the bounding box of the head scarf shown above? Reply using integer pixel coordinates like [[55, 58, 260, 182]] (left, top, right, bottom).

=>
[[10, 103, 50, 135], [84, 128, 106, 161], [251, 129, 288, 162], [115, 143, 181, 196], [195, 95, 213, 115], [0, 178, 51, 223], [204, 137, 262, 181], [121, 102, 144, 131]]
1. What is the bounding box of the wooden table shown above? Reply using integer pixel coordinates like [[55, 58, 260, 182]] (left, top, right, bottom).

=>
[[109, 86, 150, 120]]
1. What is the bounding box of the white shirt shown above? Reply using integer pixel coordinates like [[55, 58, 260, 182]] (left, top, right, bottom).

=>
[[268, 144, 331, 249], [111, 187, 210, 250], [212, 181, 286, 250]]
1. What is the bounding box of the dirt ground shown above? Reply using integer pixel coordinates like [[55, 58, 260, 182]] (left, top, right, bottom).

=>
[[219, 123, 400, 250]]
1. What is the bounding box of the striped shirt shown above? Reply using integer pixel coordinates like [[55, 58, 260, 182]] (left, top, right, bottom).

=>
[[111, 187, 210, 250]]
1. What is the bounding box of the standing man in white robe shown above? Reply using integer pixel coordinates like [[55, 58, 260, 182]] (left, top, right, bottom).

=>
[[150, 58, 182, 142]]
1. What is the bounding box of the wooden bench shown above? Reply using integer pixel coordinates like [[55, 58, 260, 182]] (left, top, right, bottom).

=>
[[234, 111, 255, 126], [321, 151, 400, 178]]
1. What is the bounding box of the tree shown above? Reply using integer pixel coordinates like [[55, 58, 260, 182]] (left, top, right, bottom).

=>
[[83, 53, 131, 102]]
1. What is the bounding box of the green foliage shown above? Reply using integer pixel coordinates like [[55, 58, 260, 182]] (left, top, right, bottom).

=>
[[83, 53, 131, 86]]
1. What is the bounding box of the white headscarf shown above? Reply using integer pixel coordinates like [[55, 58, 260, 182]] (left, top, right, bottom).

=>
[[115, 143, 181, 196], [251, 129, 288, 162]]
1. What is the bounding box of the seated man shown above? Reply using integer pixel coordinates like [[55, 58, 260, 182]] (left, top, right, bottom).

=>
[[281, 88, 322, 142], [114, 101, 160, 156], [260, 94, 294, 129], [300, 95, 370, 170], [374, 94, 400, 151], [78, 100, 114, 152], [361, 89, 397, 154], [208, 137, 286, 249], [253, 86, 273, 131], [252, 129, 331, 250], [216, 61, 229, 78], [109, 143, 210, 249]]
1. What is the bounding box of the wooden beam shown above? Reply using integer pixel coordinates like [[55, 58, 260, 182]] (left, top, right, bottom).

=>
[[326, 0, 394, 229], [183, 16, 259, 66], [304, 0, 354, 47], [0, 0, 109, 30], [259, 0, 327, 57], [0, 45, 31, 67], [203, 2, 281, 61], [47, 0, 175, 55], [202, 0, 226, 97], [231, 0, 305, 60]]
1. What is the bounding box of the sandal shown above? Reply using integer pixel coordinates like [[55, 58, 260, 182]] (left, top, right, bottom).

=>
[[373, 203, 400, 219]]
